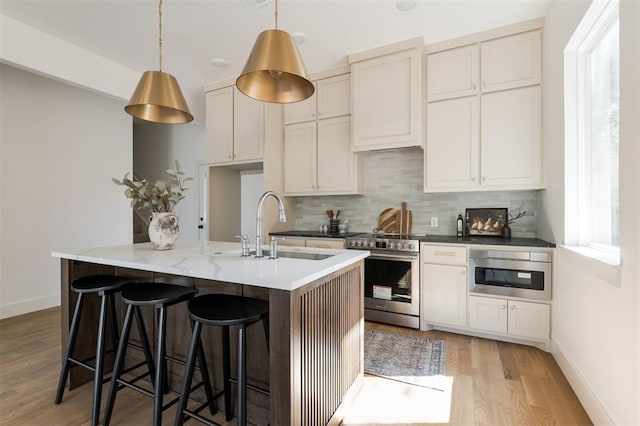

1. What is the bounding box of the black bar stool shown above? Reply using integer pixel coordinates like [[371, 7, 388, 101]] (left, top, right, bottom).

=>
[[175, 293, 270, 426], [54, 274, 137, 426], [102, 283, 216, 426]]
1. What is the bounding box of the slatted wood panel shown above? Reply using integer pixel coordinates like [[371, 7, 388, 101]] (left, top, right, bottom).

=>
[[299, 266, 363, 426]]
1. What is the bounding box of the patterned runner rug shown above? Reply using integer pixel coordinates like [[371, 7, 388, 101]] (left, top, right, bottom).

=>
[[364, 329, 447, 391]]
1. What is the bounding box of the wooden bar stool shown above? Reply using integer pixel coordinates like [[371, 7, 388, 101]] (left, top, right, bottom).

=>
[[175, 294, 270, 426], [102, 283, 216, 426], [54, 274, 137, 426]]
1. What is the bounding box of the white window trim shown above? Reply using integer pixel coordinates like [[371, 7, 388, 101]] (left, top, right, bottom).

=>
[[564, 0, 621, 286]]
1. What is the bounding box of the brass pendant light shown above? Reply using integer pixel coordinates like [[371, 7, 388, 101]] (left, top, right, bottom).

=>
[[236, 0, 314, 103], [125, 0, 193, 124]]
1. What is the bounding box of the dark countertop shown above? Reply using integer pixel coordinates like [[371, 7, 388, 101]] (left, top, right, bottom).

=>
[[271, 230, 556, 248]]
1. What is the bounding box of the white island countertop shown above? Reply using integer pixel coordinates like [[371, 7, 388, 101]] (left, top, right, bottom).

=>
[[52, 240, 369, 291]]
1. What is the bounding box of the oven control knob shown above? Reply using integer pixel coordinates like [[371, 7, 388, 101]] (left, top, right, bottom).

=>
[[369, 241, 375, 248], [357, 241, 363, 248], [388, 242, 395, 250]]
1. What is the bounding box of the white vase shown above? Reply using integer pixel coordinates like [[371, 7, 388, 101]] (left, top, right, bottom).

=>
[[148, 212, 179, 250]]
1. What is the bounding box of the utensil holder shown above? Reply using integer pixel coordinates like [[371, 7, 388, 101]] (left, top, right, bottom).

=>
[[329, 219, 339, 234]]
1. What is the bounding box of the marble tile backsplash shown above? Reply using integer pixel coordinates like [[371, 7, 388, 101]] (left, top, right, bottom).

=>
[[293, 147, 539, 237]]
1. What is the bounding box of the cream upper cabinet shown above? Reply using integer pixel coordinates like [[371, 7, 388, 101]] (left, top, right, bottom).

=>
[[425, 96, 480, 189], [481, 86, 541, 187], [481, 30, 542, 93], [206, 86, 264, 165], [284, 116, 360, 196], [427, 45, 479, 102], [350, 40, 423, 151], [284, 73, 350, 124], [424, 27, 544, 193], [206, 87, 233, 164]]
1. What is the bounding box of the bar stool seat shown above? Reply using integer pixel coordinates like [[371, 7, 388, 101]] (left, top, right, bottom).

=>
[[175, 294, 270, 426], [103, 283, 216, 426], [55, 274, 136, 426]]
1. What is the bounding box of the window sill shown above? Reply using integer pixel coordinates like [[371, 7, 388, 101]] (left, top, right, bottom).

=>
[[559, 245, 622, 288]]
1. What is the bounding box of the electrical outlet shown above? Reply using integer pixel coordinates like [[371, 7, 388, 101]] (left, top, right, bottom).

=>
[[431, 217, 438, 227]]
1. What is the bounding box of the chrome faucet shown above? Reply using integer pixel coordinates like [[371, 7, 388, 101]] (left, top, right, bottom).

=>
[[255, 191, 287, 258]]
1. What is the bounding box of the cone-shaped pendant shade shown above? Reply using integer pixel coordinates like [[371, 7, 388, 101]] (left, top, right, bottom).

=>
[[236, 29, 314, 103], [125, 70, 193, 124]]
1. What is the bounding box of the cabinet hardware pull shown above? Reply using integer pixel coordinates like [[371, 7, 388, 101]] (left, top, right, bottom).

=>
[[511, 305, 516, 310], [501, 305, 507, 310], [434, 251, 455, 256]]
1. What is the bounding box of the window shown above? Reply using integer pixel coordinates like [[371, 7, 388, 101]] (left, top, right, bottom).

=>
[[565, 0, 620, 261]]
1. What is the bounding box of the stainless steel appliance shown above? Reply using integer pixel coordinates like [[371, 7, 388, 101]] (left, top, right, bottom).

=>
[[347, 233, 420, 329], [469, 249, 552, 301]]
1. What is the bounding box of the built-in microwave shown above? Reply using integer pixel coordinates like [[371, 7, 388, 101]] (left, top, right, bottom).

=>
[[468, 249, 552, 301]]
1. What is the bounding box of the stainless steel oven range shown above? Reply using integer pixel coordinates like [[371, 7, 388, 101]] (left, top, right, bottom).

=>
[[347, 234, 420, 329], [469, 248, 552, 301]]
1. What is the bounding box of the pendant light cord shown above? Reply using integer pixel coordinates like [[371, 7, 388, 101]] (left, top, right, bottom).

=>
[[158, 0, 163, 72], [274, 0, 278, 30]]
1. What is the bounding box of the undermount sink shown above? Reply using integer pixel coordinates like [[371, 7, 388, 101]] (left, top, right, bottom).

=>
[[249, 250, 334, 261]]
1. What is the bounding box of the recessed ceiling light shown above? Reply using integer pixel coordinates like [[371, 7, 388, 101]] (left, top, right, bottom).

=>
[[211, 58, 228, 68], [291, 32, 306, 44], [241, 0, 273, 10], [396, 0, 416, 11]]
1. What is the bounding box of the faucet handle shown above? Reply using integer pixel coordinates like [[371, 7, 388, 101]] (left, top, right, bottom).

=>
[[235, 235, 251, 257], [269, 236, 285, 259]]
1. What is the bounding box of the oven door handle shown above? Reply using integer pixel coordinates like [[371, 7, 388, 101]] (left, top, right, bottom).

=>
[[368, 252, 419, 261]]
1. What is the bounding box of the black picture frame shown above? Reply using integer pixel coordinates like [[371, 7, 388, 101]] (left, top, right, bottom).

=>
[[466, 208, 508, 236]]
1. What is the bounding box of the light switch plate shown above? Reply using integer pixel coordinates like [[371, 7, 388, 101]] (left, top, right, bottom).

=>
[[431, 217, 438, 227]]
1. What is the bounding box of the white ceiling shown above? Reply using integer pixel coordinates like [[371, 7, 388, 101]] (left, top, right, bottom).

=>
[[0, 0, 550, 109]]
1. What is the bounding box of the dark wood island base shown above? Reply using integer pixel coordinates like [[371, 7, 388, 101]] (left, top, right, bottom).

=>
[[60, 258, 364, 425]]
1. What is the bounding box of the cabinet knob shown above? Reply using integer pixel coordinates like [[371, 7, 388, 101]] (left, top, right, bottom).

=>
[[482, 177, 486, 182], [472, 83, 477, 91], [501, 305, 507, 310], [460, 270, 466, 276], [471, 177, 476, 182], [228, 155, 233, 159], [482, 81, 487, 88], [511, 305, 516, 311]]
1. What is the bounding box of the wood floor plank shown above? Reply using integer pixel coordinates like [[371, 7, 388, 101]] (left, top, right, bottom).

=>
[[0, 308, 592, 426]]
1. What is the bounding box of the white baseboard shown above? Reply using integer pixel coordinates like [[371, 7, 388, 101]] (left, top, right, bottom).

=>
[[551, 338, 615, 425], [0, 294, 60, 319]]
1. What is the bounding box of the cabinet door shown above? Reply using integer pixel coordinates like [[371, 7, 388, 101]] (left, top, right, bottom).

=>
[[233, 87, 264, 162], [317, 116, 354, 193], [305, 238, 345, 249], [481, 30, 542, 93], [352, 48, 422, 151], [422, 264, 467, 326], [481, 86, 541, 188], [469, 296, 508, 333], [427, 45, 479, 101], [316, 74, 350, 119], [507, 300, 550, 340], [425, 97, 480, 191], [284, 122, 317, 194], [284, 83, 317, 124], [206, 87, 234, 164]]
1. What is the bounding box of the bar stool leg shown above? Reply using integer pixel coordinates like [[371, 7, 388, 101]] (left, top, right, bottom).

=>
[[222, 326, 233, 422], [103, 304, 135, 426], [91, 292, 109, 426], [55, 292, 85, 404], [193, 319, 216, 415], [153, 306, 168, 426], [107, 292, 120, 349], [237, 324, 247, 426], [174, 320, 203, 426], [134, 306, 156, 387]]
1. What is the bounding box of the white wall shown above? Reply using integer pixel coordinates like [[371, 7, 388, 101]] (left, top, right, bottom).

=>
[[133, 122, 206, 241], [0, 64, 133, 319], [540, 1, 640, 424], [240, 170, 265, 237]]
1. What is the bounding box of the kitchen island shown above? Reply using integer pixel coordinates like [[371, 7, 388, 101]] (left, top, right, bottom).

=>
[[53, 240, 369, 425]]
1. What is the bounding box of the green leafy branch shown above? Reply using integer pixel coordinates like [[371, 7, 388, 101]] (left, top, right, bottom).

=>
[[112, 161, 193, 213]]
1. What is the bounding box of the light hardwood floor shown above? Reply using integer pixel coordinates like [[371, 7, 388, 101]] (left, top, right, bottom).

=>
[[0, 307, 591, 425]]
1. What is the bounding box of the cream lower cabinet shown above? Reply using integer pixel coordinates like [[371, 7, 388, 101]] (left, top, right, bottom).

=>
[[284, 116, 361, 195], [278, 236, 345, 249], [421, 244, 468, 329], [469, 295, 550, 340]]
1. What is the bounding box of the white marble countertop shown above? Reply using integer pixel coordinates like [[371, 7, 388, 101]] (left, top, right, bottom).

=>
[[52, 240, 369, 291]]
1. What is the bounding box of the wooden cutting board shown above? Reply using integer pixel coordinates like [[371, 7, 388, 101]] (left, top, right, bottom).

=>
[[378, 208, 398, 233], [397, 202, 412, 235]]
